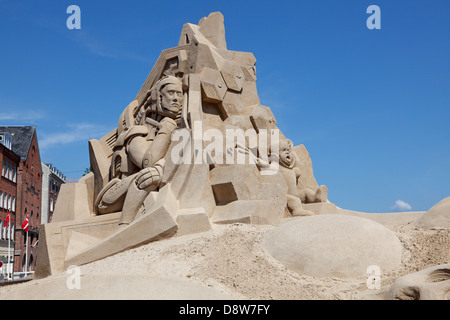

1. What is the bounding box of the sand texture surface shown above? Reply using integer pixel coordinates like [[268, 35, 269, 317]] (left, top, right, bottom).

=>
[[0, 209, 448, 300]]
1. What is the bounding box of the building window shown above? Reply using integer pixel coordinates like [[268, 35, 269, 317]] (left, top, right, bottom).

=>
[[0, 161, 16, 182], [0, 191, 3, 209], [12, 197, 15, 212], [1, 220, 12, 240], [8, 164, 12, 181], [3, 193, 7, 209], [21, 255, 26, 272]]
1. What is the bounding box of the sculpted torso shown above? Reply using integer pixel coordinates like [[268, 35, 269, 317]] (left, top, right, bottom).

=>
[[95, 76, 184, 225]]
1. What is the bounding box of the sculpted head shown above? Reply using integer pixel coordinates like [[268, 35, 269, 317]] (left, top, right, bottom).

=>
[[279, 138, 294, 167], [156, 75, 184, 118], [387, 264, 450, 300]]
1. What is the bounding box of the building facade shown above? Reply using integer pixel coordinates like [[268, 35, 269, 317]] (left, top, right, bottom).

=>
[[0, 132, 19, 277], [41, 163, 66, 224], [0, 126, 42, 273]]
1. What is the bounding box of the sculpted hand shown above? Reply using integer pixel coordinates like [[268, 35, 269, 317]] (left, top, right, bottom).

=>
[[135, 166, 162, 190], [175, 107, 182, 121], [159, 117, 178, 133]]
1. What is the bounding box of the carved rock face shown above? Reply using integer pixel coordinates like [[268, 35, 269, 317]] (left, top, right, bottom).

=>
[[388, 264, 450, 300]]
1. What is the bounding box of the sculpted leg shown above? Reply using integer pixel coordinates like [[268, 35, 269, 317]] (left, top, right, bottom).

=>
[[96, 174, 138, 214], [118, 182, 157, 226], [287, 194, 314, 216], [315, 185, 328, 203], [298, 186, 328, 204], [119, 163, 164, 226]]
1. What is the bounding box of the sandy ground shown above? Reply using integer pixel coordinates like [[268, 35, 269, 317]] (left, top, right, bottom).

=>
[[0, 210, 448, 300]]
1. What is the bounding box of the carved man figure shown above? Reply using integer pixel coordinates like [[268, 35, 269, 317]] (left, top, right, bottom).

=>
[[95, 75, 184, 226]]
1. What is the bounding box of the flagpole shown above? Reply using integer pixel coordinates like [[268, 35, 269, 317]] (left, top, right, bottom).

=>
[[21, 215, 29, 275], [7, 217, 11, 280], [25, 229, 28, 274], [6, 209, 11, 280]]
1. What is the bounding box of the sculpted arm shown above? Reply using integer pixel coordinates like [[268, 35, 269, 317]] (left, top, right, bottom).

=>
[[126, 135, 150, 169], [141, 117, 177, 168], [124, 117, 177, 169]]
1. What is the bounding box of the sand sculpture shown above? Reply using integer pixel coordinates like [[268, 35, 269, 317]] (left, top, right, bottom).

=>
[[34, 12, 330, 278], [385, 264, 450, 300], [31, 13, 448, 301]]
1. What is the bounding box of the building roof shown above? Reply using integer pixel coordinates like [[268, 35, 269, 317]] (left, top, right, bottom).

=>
[[0, 126, 37, 161], [42, 162, 67, 183]]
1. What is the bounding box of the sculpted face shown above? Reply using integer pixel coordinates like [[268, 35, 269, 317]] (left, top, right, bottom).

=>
[[160, 83, 183, 116], [387, 265, 450, 300], [279, 140, 292, 166]]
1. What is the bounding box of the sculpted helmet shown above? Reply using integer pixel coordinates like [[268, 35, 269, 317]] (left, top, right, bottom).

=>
[[155, 75, 183, 117]]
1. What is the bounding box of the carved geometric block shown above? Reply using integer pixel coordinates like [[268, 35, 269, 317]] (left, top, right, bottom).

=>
[[221, 60, 245, 92], [176, 207, 212, 237], [221, 90, 244, 117], [212, 199, 284, 225], [198, 12, 227, 50], [249, 105, 277, 133], [209, 165, 260, 204], [211, 200, 256, 224], [241, 65, 257, 82], [200, 67, 227, 103], [64, 231, 102, 262]]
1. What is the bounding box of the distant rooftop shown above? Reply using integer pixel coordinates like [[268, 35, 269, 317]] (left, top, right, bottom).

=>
[[0, 132, 12, 150], [0, 126, 37, 161], [45, 163, 67, 182]]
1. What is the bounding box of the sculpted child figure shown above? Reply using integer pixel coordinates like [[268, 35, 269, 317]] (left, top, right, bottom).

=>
[[264, 138, 328, 205], [277, 138, 315, 216], [234, 138, 317, 216], [95, 75, 184, 226]]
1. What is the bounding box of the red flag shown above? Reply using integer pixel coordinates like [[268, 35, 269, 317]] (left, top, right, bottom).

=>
[[4, 211, 10, 227], [21, 215, 29, 232]]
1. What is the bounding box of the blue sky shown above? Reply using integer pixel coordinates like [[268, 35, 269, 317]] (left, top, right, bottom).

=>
[[0, 0, 449, 213]]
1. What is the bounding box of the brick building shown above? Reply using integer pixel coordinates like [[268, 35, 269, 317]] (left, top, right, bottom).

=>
[[0, 131, 19, 277], [0, 126, 42, 273]]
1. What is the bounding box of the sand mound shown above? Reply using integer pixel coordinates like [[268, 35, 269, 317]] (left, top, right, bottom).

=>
[[262, 215, 403, 278], [413, 197, 450, 229]]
